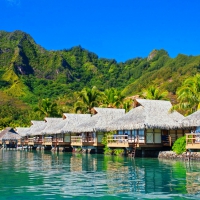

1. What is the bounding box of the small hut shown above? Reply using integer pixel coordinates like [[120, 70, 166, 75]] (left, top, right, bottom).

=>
[[61, 113, 91, 143], [42, 118, 64, 145], [0, 127, 21, 148], [27, 120, 47, 146]]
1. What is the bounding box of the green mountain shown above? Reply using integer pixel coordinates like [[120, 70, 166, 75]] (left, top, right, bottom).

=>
[[0, 30, 200, 128]]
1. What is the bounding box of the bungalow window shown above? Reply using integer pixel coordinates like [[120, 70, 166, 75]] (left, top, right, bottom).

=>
[[146, 129, 161, 144], [97, 132, 103, 143], [131, 130, 137, 142], [125, 130, 131, 135], [146, 129, 153, 143], [196, 126, 200, 133], [64, 134, 70, 142], [154, 129, 161, 143], [139, 129, 145, 143], [118, 130, 123, 135]]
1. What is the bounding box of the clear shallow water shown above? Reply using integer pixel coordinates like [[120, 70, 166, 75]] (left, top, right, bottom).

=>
[[0, 151, 200, 200]]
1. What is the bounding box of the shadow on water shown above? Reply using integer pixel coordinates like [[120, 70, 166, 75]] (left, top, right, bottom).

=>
[[0, 150, 200, 199]]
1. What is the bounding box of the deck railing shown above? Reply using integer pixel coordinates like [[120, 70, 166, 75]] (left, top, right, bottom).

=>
[[28, 138, 35, 145], [107, 135, 128, 143], [186, 133, 200, 149], [107, 135, 136, 147], [43, 137, 52, 145], [82, 137, 96, 143], [44, 137, 52, 143], [71, 136, 82, 143], [107, 135, 139, 143], [34, 138, 43, 143], [71, 136, 96, 145]]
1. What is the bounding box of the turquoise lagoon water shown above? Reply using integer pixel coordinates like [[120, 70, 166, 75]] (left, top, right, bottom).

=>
[[0, 151, 200, 200]]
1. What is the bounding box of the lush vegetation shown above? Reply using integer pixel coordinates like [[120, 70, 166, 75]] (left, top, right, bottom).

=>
[[172, 136, 186, 154], [0, 30, 200, 128], [141, 85, 168, 100], [173, 74, 200, 115]]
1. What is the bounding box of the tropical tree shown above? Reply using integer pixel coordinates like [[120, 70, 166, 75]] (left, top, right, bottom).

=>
[[34, 98, 59, 117], [122, 98, 133, 112], [101, 88, 125, 108], [74, 86, 101, 114], [173, 74, 200, 115], [141, 85, 168, 100]]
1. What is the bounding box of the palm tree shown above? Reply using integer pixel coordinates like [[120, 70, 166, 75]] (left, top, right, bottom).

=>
[[35, 98, 59, 117], [173, 74, 200, 115], [101, 88, 125, 108], [122, 98, 133, 112], [141, 85, 168, 100], [74, 86, 101, 114]]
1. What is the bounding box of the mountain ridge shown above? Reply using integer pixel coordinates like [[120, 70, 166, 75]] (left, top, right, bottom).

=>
[[0, 30, 200, 128]]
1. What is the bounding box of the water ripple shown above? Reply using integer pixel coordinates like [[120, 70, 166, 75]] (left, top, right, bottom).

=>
[[0, 151, 200, 199]]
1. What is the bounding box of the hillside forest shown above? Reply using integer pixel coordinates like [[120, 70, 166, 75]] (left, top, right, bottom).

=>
[[0, 30, 200, 129]]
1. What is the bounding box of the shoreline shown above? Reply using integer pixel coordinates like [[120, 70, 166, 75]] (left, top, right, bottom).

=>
[[158, 151, 200, 161]]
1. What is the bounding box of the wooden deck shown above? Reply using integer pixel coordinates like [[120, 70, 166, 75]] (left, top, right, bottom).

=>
[[107, 135, 171, 148], [43, 137, 52, 146], [186, 133, 200, 149], [71, 136, 98, 146], [28, 138, 34, 146], [107, 135, 137, 148], [71, 136, 82, 146]]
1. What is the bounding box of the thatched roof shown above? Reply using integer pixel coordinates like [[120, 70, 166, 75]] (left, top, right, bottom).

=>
[[42, 118, 64, 134], [105, 99, 184, 131], [0, 127, 21, 140], [73, 107, 125, 133], [16, 127, 30, 137], [28, 120, 47, 136], [42, 116, 67, 134], [0, 127, 16, 139], [61, 113, 91, 133], [182, 110, 200, 127]]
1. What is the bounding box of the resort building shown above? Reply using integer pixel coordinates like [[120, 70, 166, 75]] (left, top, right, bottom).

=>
[[102, 99, 187, 156], [48, 113, 92, 151]]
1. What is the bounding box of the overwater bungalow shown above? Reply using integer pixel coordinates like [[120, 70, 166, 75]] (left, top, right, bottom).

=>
[[182, 110, 200, 150], [71, 107, 125, 153], [102, 99, 186, 156], [27, 120, 47, 149], [0, 127, 21, 148], [16, 127, 30, 147], [42, 117, 64, 148], [61, 113, 91, 144]]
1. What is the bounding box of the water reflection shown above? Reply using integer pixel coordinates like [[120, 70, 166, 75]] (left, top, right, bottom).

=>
[[0, 150, 200, 199]]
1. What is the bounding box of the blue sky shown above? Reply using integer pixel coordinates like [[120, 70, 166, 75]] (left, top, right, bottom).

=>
[[1, 0, 200, 62]]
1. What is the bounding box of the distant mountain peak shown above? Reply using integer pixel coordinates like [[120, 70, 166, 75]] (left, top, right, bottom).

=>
[[147, 49, 158, 61], [147, 49, 169, 61]]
